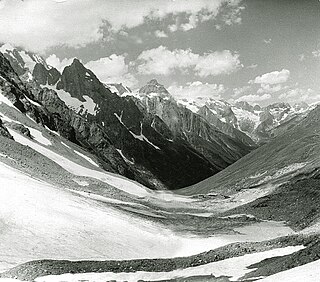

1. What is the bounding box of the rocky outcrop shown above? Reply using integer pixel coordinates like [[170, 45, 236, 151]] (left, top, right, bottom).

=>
[[9, 123, 32, 138], [32, 63, 60, 86], [0, 119, 13, 139], [139, 79, 170, 96]]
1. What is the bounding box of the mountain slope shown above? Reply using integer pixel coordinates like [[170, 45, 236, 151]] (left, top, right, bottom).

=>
[[118, 79, 255, 170], [177, 103, 320, 235], [179, 105, 320, 195]]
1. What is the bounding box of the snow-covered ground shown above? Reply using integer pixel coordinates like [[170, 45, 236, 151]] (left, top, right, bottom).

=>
[[0, 161, 182, 271], [0, 158, 298, 274], [258, 259, 320, 282]]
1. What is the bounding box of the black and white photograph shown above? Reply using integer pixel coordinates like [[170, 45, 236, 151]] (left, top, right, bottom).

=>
[[0, 0, 319, 281]]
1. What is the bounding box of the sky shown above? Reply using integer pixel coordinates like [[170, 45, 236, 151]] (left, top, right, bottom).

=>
[[0, 0, 319, 105]]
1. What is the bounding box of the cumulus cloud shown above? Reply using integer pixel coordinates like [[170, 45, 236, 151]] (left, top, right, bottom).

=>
[[85, 54, 137, 87], [194, 50, 241, 77], [46, 54, 75, 72], [154, 30, 168, 38], [279, 88, 320, 104], [312, 50, 320, 58], [257, 84, 286, 94], [250, 69, 290, 85], [232, 86, 251, 97], [168, 81, 225, 100], [137, 46, 241, 77], [0, 0, 244, 52], [236, 94, 271, 103]]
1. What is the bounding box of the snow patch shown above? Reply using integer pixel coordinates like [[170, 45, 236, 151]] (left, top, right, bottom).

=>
[[114, 112, 160, 150], [259, 259, 320, 282], [45, 86, 98, 116], [27, 127, 52, 146], [72, 179, 89, 186], [61, 142, 71, 149], [73, 150, 99, 167], [18, 51, 37, 72], [116, 149, 134, 165], [0, 90, 14, 107], [25, 95, 42, 107]]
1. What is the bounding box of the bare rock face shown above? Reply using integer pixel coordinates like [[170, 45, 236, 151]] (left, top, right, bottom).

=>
[[139, 79, 170, 96], [198, 105, 255, 148], [32, 63, 60, 86], [0, 119, 13, 139], [9, 123, 32, 138]]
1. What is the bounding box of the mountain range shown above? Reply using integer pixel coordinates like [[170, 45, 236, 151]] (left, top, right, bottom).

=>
[[0, 43, 259, 190], [0, 42, 320, 282]]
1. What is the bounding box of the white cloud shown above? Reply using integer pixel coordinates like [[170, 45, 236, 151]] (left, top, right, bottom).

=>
[[46, 54, 75, 72], [194, 50, 241, 77], [312, 50, 320, 58], [168, 24, 178, 32], [154, 30, 168, 38], [233, 86, 251, 97], [0, 0, 244, 52], [85, 54, 137, 87], [236, 94, 271, 103], [137, 46, 241, 77], [168, 81, 225, 100], [279, 88, 319, 104], [250, 69, 290, 85], [257, 84, 285, 94]]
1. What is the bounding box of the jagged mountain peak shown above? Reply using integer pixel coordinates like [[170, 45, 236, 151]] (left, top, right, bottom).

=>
[[147, 79, 160, 85], [70, 58, 83, 67], [139, 79, 170, 96]]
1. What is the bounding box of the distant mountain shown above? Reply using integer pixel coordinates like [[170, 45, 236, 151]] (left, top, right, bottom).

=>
[[113, 79, 256, 171], [179, 97, 312, 144]]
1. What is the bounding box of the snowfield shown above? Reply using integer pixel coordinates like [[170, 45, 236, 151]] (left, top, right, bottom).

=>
[[259, 259, 320, 282], [0, 158, 298, 275], [45, 85, 98, 116], [0, 161, 183, 271]]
